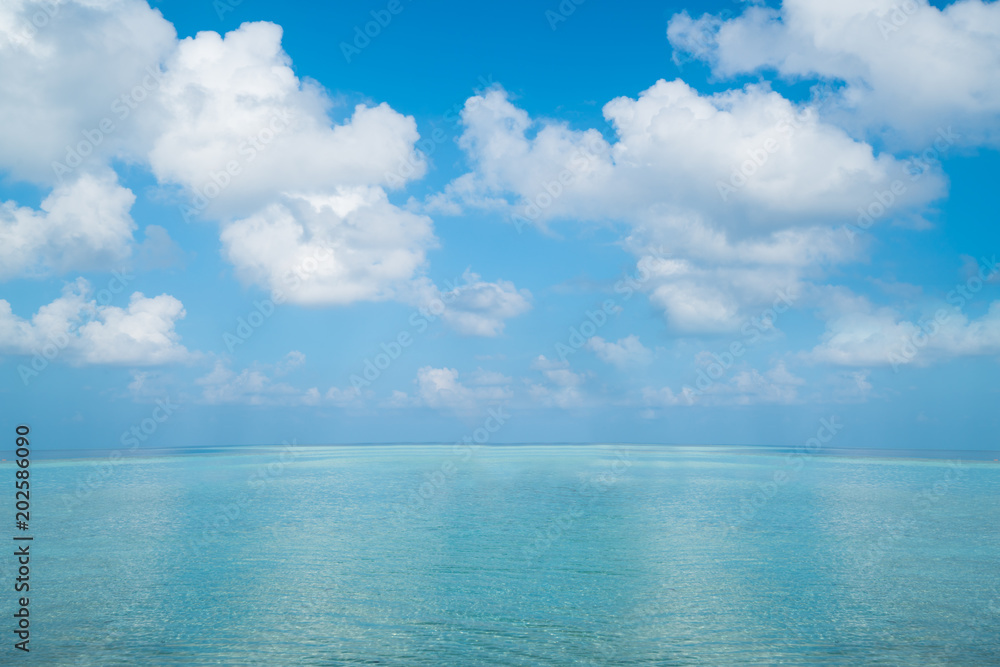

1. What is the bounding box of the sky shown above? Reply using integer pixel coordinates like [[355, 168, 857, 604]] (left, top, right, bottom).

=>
[[1, 0, 999, 451]]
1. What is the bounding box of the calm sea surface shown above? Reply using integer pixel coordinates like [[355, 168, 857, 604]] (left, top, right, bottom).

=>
[[4, 444, 999, 665]]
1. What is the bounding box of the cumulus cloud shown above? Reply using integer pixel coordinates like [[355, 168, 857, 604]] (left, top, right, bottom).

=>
[[523, 355, 588, 409], [152, 22, 532, 315], [0, 0, 174, 281], [667, 0, 1000, 148], [220, 188, 436, 305], [0, 0, 176, 183], [436, 82, 943, 228], [829, 369, 873, 403], [0, 278, 192, 365], [274, 350, 305, 375], [414, 367, 469, 409], [468, 368, 513, 386], [587, 335, 653, 368], [808, 299, 1000, 368], [640, 244, 807, 332], [645, 360, 805, 406], [411, 366, 512, 410], [3, 10, 533, 316], [150, 21, 426, 218], [0, 171, 136, 278], [437, 275, 532, 337], [197, 361, 306, 406], [642, 385, 697, 407], [325, 385, 364, 407], [140, 20, 457, 306], [125, 368, 173, 400], [405, 270, 532, 336], [195, 354, 362, 406], [432, 82, 942, 333], [723, 361, 806, 405]]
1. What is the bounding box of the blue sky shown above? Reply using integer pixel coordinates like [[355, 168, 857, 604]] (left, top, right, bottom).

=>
[[1, 0, 999, 451]]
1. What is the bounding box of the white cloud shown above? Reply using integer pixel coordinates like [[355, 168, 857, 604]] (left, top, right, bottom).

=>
[[75, 293, 190, 365], [125, 369, 172, 399], [415, 366, 467, 409], [433, 82, 942, 333], [667, 0, 1000, 148], [145, 21, 450, 307], [405, 270, 532, 336], [196, 361, 304, 406], [325, 385, 363, 407], [437, 274, 532, 337], [220, 188, 436, 305], [195, 355, 362, 406], [829, 369, 873, 403], [0, 0, 176, 184], [724, 361, 805, 405], [0, 278, 192, 365], [0, 1, 180, 282], [642, 386, 697, 407], [150, 21, 426, 218], [149, 22, 533, 314], [646, 261, 801, 334], [524, 355, 588, 409], [274, 350, 305, 375], [645, 360, 805, 406], [0, 171, 136, 278], [808, 299, 1000, 367], [0, 8, 533, 314], [468, 368, 513, 386], [383, 389, 416, 408], [437, 82, 943, 228], [616, 244, 806, 333], [587, 335, 653, 368], [413, 366, 512, 410]]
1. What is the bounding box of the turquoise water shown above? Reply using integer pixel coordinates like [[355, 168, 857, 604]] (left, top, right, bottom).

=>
[[5, 445, 999, 665]]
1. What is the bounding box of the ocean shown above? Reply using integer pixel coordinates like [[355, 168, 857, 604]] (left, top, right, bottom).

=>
[[6, 444, 999, 665]]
